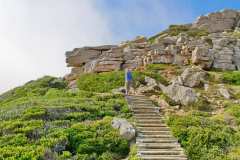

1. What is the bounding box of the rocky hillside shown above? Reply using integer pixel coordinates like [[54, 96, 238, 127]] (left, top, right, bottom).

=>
[[1, 9, 240, 160], [65, 9, 240, 88]]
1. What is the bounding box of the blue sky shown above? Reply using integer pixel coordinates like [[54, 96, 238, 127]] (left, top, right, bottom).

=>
[[0, 0, 240, 93], [96, 0, 240, 41]]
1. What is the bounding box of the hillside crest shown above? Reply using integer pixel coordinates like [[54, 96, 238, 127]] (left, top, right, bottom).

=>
[[65, 9, 240, 88]]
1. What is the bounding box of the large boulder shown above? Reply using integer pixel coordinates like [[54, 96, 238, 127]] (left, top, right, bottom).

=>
[[112, 118, 136, 141], [161, 81, 198, 106], [66, 45, 116, 67], [211, 36, 236, 70], [180, 66, 208, 87], [192, 47, 213, 69]]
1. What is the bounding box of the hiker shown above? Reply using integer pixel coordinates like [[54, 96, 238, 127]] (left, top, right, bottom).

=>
[[125, 68, 133, 95]]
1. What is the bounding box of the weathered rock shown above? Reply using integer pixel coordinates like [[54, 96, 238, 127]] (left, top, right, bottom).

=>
[[176, 34, 187, 45], [151, 45, 175, 64], [68, 80, 77, 89], [150, 95, 170, 109], [132, 36, 147, 43], [136, 85, 157, 95], [218, 84, 231, 99], [66, 45, 116, 67], [193, 9, 240, 33], [161, 36, 177, 45], [145, 76, 158, 87], [204, 83, 209, 91], [192, 47, 213, 69], [162, 82, 198, 106], [180, 66, 208, 87], [211, 36, 237, 70], [64, 9, 240, 88], [112, 118, 135, 141], [84, 58, 123, 73], [71, 67, 84, 75]]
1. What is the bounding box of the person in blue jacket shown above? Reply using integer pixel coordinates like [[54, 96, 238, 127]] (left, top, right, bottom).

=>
[[125, 68, 133, 95]]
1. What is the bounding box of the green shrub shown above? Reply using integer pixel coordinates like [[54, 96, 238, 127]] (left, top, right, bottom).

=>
[[167, 112, 237, 160], [228, 30, 240, 39], [226, 104, 240, 124], [77, 71, 124, 92], [67, 117, 129, 159], [129, 145, 142, 160], [223, 71, 240, 85], [186, 28, 209, 37], [148, 25, 209, 43], [168, 25, 190, 36]]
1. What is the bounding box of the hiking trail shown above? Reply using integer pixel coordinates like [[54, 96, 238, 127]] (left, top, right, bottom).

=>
[[126, 95, 188, 160]]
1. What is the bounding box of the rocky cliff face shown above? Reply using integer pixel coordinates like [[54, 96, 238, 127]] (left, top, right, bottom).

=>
[[192, 9, 240, 33], [65, 9, 240, 87]]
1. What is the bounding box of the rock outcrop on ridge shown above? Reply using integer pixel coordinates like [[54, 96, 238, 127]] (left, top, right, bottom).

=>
[[65, 9, 240, 87], [192, 9, 240, 33]]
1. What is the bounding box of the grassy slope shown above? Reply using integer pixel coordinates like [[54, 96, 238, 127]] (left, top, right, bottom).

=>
[[0, 75, 131, 160]]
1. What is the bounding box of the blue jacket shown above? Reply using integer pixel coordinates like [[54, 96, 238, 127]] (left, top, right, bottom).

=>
[[126, 71, 133, 81]]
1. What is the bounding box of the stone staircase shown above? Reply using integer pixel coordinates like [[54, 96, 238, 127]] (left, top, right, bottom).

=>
[[126, 95, 187, 160]]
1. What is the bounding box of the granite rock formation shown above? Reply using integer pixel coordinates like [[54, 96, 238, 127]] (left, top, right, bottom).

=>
[[65, 9, 240, 87]]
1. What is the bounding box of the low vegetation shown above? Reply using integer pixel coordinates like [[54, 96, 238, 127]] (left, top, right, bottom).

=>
[[77, 70, 169, 93], [223, 71, 240, 85], [167, 111, 240, 160], [148, 25, 209, 43], [227, 30, 240, 39], [0, 75, 131, 159]]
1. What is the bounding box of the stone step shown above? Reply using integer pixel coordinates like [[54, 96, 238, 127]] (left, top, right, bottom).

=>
[[127, 97, 150, 100], [140, 155, 187, 160], [137, 138, 177, 143], [135, 115, 163, 118], [137, 127, 170, 131], [128, 97, 152, 100], [133, 110, 159, 114], [139, 131, 172, 135], [129, 99, 153, 102], [134, 116, 164, 119], [134, 113, 162, 116], [131, 102, 154, 104], [132, 106, 158, 109], [137, 123, 167, 127], [135, 116, 165, 120], [126, 95, 187, 160], [138, 150, 184, 155], [132, 108, 158, 112], [137, 143, 181, 149], [131, 103, 154, 105], [135, 117, 165, 123], [135, 117, 164, 120], [139, 135, 173, 138], [137, 119, 164, 123], [127, 96, 148, 99]]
